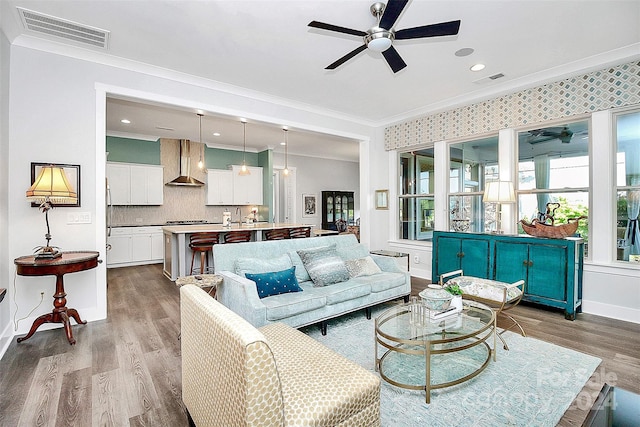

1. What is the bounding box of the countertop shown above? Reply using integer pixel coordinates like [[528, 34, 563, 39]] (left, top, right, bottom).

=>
[[162, 223, 314, 233]]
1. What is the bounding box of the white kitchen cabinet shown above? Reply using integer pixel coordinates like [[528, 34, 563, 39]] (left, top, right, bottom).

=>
[[231, 165, 263, 205], [107, 226, 163, 267], [206, 169, 234, 205], [107, 162, 164, 205], [131, 233, 152, 263], [151, 232, 164, 260], [106, 163, 130, 205], [106, 229, 131, 265]]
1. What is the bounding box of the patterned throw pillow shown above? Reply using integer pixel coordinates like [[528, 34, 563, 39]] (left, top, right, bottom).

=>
[[345, 256, 382, 278], [297, 244, 350, 287], [245, 266, 303, 299]]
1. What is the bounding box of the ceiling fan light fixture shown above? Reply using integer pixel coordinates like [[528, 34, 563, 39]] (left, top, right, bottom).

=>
[[365, 30, 393, 52]]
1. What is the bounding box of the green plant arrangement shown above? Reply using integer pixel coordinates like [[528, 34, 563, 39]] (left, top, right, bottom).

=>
[[444, 283, 463, 296]]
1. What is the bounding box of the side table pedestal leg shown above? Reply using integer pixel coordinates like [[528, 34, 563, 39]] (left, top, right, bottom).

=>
[[16, 313, 54, 343]]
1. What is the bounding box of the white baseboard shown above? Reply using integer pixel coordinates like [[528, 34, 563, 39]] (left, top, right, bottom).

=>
[[409, 265, 431, 280], [582, 299, 640, 324], [0, 321, 13, 361]]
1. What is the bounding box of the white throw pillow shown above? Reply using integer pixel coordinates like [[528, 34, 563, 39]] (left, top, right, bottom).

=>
[[345, 256, 382, 278]]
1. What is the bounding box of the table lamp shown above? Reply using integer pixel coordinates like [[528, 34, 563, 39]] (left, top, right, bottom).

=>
[[483, 180, 516, 234], [26, 165, 78, 259]]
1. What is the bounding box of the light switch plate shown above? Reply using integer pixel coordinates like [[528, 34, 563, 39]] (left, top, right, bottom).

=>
[[67, 212, 91, 224]]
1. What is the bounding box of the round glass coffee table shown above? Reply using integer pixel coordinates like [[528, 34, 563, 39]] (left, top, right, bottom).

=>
[[375, 300, 496, 403]]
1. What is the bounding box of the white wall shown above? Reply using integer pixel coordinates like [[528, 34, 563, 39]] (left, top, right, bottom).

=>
[[273, 152, 359, 228], [0, 30, 11, 356], [1, 43, 375, 359]]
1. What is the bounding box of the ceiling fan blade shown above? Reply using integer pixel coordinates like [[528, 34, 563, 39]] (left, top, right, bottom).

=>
[[379, 0, 409, 29], [308, 21, 366, 37], [382, 46, 407, 73], [395, 20, 461, 40], [325, 44, 368, 70]]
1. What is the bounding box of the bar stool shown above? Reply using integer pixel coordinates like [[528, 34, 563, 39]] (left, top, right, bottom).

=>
[[189, 233, 220, 275], [224, 230, 252, 243], [265, 229, 289, 240], [289, 227, 311, 238]]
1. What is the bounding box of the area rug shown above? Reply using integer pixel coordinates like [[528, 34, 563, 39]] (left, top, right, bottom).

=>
[[302, 309, 601, 427]]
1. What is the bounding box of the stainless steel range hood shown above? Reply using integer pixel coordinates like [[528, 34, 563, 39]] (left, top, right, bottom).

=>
[[166, 139, 204, 186]]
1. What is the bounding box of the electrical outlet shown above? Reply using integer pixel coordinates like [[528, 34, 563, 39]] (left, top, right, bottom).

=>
[[413, 255, 420, 264]]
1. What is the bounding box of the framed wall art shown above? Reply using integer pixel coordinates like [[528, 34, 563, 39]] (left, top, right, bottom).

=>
[[302, 193, 317, 217], [375, 189, 388, 210]]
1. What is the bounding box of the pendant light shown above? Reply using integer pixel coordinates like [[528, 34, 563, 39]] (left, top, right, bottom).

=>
[[239, 119, 251, 176], [197, 113, 205, 170], [283, 127, 289, 177]]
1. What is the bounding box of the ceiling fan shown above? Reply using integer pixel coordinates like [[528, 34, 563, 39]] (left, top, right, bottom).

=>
[[526, 126, 574, 144], [308, 0, 461, 73]]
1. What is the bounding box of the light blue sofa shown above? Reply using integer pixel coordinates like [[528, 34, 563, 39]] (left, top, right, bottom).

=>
[[213, 234, 410, 334]]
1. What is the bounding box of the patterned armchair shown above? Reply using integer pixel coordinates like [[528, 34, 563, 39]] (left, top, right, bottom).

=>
[[180, 285, 381, 426]]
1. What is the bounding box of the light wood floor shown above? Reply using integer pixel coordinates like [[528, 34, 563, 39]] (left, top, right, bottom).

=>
[[0, 264, 638, 426]]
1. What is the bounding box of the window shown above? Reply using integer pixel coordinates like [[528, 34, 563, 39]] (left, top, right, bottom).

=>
[[615, 110, 640, 263], [517, 120, 590, 254], [449, 136, 498, 232], [399, 149, 434, 240]]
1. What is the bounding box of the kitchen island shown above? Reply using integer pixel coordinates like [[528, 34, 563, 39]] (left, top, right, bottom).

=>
[[162, 223, 315, 280]]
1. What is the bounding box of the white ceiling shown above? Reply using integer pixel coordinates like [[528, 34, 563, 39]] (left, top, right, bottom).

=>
[[105, 97, 361, 162], [2, 0, 639, 161]]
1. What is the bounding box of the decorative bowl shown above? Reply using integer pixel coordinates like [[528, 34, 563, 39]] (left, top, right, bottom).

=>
[[451, 219, 470, 232], [418, 285, 452, 311]]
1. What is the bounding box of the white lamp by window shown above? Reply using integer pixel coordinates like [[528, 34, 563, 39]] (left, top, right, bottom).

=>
[[483, 180, 516, 234], [26, 165, 78, 258]]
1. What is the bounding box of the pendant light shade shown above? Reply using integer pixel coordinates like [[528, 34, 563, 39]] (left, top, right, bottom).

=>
[[239, 119, 251, 176], [283, 127, 289, 177], [197, 113, 205, 170]]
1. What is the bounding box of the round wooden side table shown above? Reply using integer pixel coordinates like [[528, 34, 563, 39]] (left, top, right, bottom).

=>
[[14, 251, 100, 345]]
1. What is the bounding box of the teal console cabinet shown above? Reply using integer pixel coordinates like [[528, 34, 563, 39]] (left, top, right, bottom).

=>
[[432, 231, 584, 320], [433, 234, 492, 279]]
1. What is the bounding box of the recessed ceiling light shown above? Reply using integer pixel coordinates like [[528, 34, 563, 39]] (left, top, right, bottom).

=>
[[280, 142, 286, 146], [121, 119, 130, 124], [455, 48, 474, 57], [213, 132, 221, 137], [470, 63, 485, 72]]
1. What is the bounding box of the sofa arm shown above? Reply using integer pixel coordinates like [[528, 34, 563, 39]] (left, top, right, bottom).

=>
[[217, 271, 269, 328]]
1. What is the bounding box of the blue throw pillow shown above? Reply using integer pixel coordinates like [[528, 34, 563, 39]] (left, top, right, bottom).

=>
[[245, 266, 303, 299]]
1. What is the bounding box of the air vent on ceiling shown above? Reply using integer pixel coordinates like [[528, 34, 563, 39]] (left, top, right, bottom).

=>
[[18, 7, 110, 49], [473, 72, 506, 85]]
